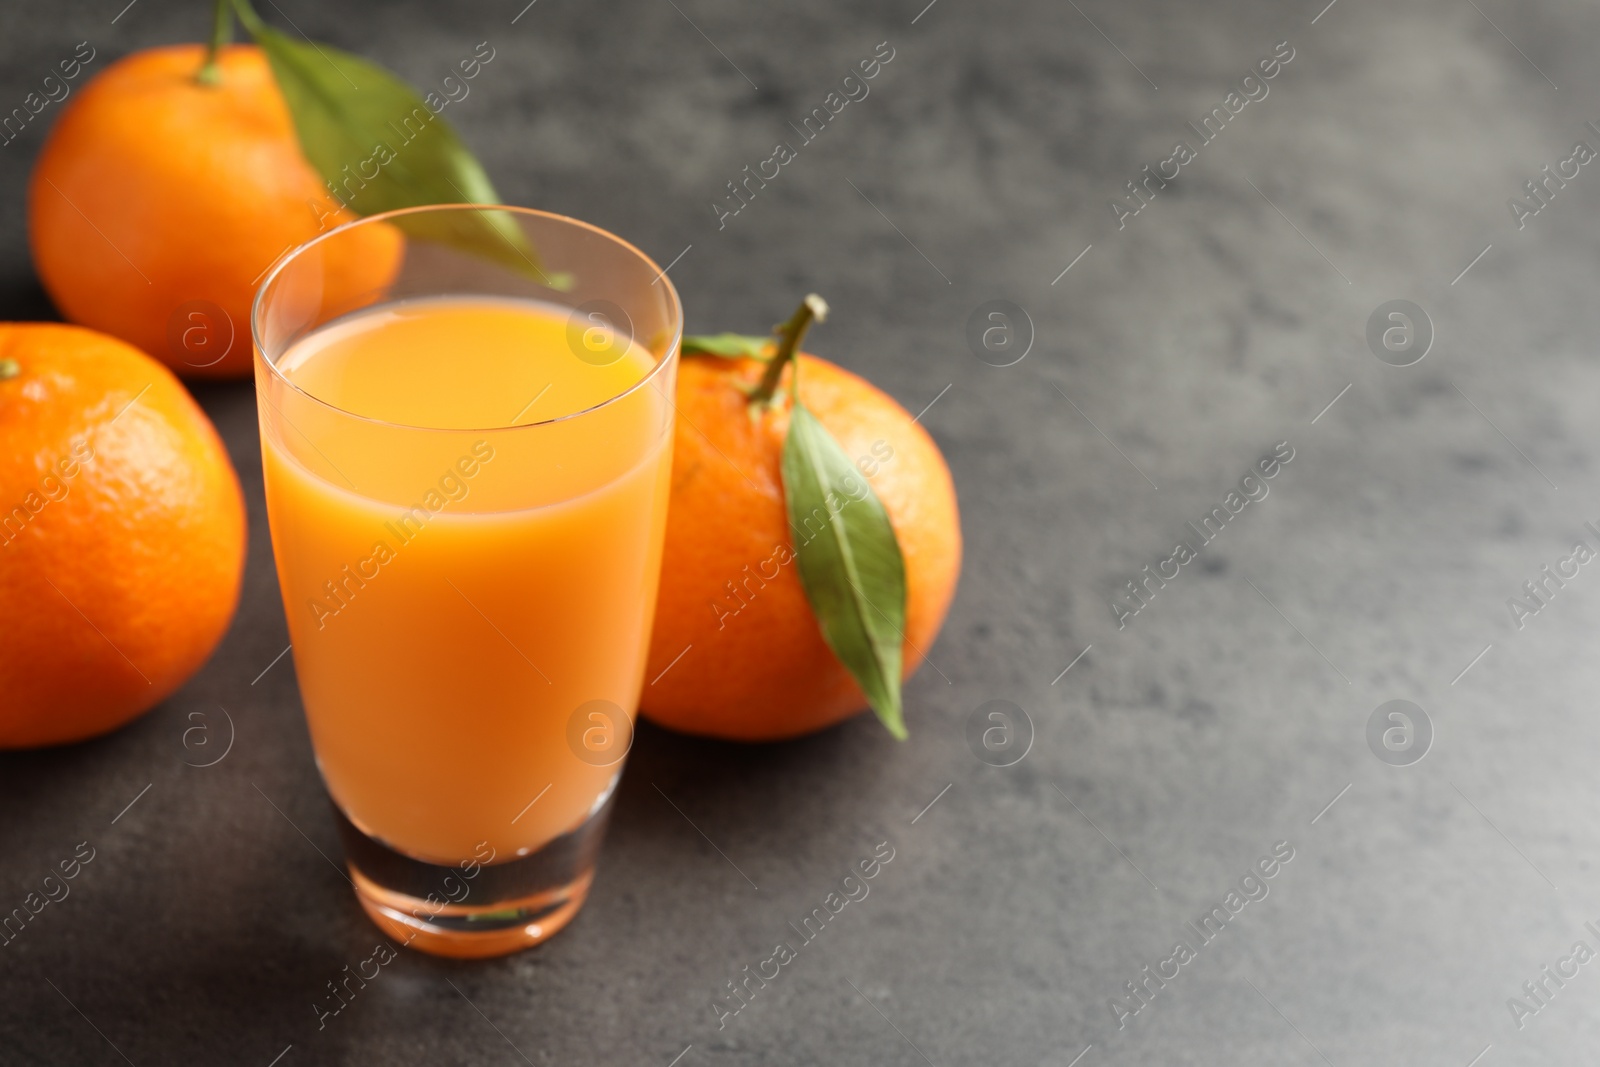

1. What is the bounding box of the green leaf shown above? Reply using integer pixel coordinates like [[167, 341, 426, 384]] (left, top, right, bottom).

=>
[[782, 401, 909, 739], [682, 333, 774, 360], [233, 0, 567, 289]]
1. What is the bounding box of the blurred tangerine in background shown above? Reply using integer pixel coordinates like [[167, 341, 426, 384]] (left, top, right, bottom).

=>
[[0, 323, 246, 747], [28, 44, 402, 379]]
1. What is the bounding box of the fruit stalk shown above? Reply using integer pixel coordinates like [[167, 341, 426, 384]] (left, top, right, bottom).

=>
[[749, 294, 828, 408], [196, 0, 234, 85]]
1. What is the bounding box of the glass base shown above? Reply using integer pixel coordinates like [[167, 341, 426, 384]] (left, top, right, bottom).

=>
[[331, 795, 614, 959]]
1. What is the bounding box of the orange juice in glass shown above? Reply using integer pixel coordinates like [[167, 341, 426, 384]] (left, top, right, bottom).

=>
[[252, 205, 680, 957]]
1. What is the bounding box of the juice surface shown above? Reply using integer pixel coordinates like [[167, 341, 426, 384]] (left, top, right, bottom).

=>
[[277, 298, 649, 429], [261, 297, 672, 864]]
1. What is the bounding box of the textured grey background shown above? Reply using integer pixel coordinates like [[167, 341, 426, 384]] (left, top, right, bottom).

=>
[[5, 0, 1600, 1063]]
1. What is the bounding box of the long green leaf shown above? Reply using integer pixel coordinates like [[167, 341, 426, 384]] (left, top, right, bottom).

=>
[[681, 333, 773, 360], [235, 2, 564, 287], [782, 402, 908, 739]]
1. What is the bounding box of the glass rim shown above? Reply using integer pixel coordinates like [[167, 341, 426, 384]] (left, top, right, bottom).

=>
[[250, 202, 683, 435]]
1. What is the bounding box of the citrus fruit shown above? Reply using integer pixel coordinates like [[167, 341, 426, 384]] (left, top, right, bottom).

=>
[[640, 339, 961, 742], [0, 323, 247, 748], [27, 44, 402, 379]]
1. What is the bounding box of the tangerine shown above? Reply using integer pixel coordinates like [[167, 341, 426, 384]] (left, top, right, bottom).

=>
[[28, 44, 402, 378], [640, 339, 961, 742], [0, 323, 246, 747]]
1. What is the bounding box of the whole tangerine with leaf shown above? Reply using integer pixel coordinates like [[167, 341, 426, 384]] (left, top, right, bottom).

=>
[[28, 0, 554, 379], [641, 296, 962, 742], [0, 323, 246, 748]]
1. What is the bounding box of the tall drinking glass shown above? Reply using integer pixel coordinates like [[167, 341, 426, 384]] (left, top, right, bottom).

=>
[[252, 205, 680, 957]]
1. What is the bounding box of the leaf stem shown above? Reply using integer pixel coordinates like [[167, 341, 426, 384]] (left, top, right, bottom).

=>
[[196, 0, 234, 85], [227, 0, 266, 38], [749, 294, 828, 409]]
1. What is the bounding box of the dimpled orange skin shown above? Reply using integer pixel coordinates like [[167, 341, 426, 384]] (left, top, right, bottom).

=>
[[640, 353, 961, 742], [0, 324, 246, 748], [28, 44, 402, 379]]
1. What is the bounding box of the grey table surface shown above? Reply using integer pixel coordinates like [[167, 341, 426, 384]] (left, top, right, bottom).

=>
[[5, 0, 1600, 1063]]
